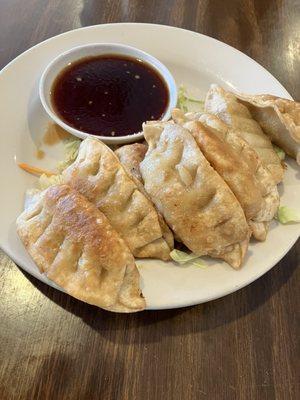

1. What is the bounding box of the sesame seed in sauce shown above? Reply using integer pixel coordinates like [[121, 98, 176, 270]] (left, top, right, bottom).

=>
[[52, 55, 168, 137]]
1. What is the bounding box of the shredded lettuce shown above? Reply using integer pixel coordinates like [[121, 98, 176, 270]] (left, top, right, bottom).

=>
[[35, 137, 80, 189], [190, 259, 207, 268], [170, 249, 206, 267], [177, 86, 204, 113], [276, 206, 300, 224], [273, 144, 286, 160], [57, 138, 81, 172]]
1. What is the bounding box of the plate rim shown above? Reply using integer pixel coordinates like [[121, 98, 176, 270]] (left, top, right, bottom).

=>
[[0, 22, 293, 100]]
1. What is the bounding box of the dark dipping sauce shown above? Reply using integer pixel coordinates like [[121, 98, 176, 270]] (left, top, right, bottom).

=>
[[51, 55, 169, 137]]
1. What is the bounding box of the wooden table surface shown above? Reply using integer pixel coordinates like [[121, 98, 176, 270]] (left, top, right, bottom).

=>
[[0, 1, 299, 399]]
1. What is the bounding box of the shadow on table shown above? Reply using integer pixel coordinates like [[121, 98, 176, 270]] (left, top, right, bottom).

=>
[[20, 240, 298, 343]]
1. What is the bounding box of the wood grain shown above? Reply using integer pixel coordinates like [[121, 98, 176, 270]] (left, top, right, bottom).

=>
[[0, 1, 299, 399]]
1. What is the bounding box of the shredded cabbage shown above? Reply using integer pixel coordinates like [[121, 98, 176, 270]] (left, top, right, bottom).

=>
[[38, 173, 65, 190], [190, 259, 207, 268], [273, 144, 286, 160], [36, 137, 80, 189], [177, 86, 204, 113], [57, 138, 81, 172], [276, 206, 300, 224], [170, 249, 206, 267]]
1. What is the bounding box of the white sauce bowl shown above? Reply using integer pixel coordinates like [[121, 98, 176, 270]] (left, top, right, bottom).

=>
[[39, 43, 177, 144]]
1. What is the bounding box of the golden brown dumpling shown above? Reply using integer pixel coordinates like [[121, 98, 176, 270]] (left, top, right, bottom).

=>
[[172, 109, 280, 241], [16, 185, 145, 313], [115, 143, 174, 246], [233, 91, 300, 164], [62, 138, 173, 260], [140, 121, 250, 269], [205, 84, 284, 184], [182, 120, 265, 219]]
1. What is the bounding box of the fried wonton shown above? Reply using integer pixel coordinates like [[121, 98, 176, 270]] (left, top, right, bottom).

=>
[[234, 91, 300, 164], [140, 121, 250, 269], [16, 185, 145, 313], [205, 84, 284, 184], [62, 138, 173, 260], [172, 109, 280, 241]]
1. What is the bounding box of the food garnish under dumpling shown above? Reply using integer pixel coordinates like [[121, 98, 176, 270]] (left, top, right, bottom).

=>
[[205, 84, 284, 184], [62, 138, 174, 260], [233, 91, 300, 164], [172, 109, 280, 241], [16, 185, 145, 313], [115, 143, 147, 184], [140, 121, 251, 269]]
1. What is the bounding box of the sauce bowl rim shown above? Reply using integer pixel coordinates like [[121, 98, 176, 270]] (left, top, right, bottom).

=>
[[39, 43, 178, 144]]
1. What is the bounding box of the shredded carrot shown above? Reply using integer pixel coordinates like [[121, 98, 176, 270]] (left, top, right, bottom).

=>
[[18, 163, 56, 177]]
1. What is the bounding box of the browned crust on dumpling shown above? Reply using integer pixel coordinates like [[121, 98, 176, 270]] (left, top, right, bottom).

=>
[[16, 184, 145, 313], [63, 138, 173, 260], [141, 122, 250, 268], [172, 109, 280, 241], [115, 143, 175, 251], [184, 120, 265, 220]]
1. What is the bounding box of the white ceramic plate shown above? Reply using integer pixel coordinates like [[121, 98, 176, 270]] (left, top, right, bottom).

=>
[[0, 23, 299, 310]]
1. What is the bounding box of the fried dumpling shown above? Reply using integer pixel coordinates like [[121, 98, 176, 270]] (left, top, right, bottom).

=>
[[115, 143, 147, 184], [233, 91, 300, 164], [63, 138, 173, 260], [198, 114, 280, 241], [205, 84, 284, 183], [172, 109, 280, 241], [140, 121, 250, 269], [16, 185, 145, 313], [115, 143, 174, 247], [181, 119, 265, 219]]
